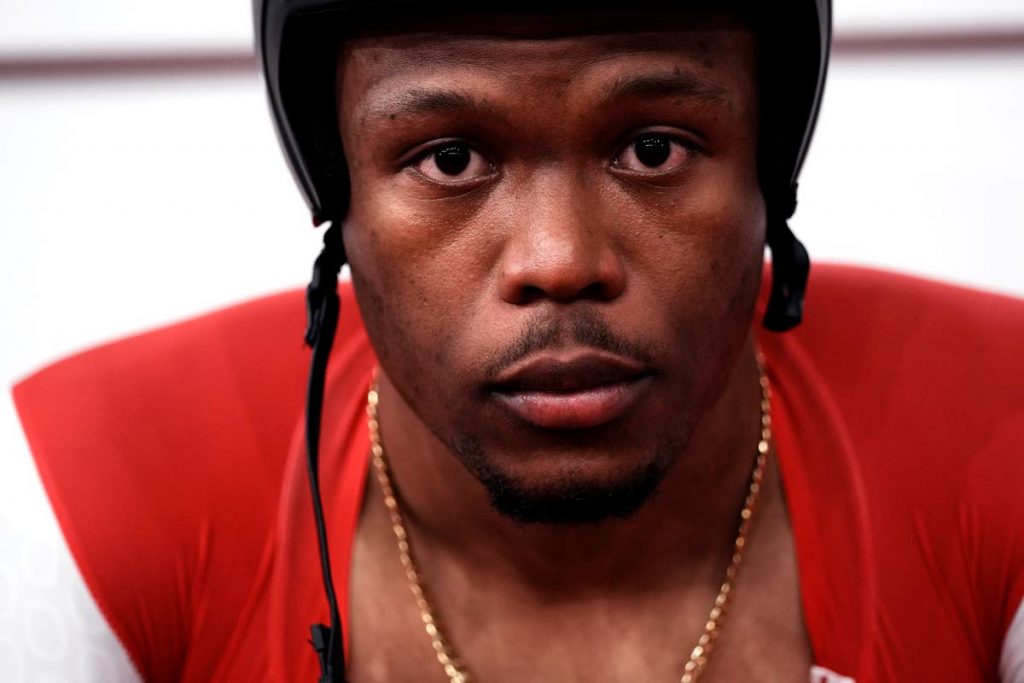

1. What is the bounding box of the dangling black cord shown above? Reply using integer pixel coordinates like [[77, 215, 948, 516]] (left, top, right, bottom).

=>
[[303, 222, 348, 683], [763, 183, 811, 332]]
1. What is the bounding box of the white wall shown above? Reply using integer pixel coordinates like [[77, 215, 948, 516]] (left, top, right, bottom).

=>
[[0, 0, 251, 55], [834, 0, 1024, 31], [4, 0, 1022, 53], [795, 52, 1024, 293]]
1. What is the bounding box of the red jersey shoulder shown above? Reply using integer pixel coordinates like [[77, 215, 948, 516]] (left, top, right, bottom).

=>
[[11, 284, 367, 681], [791, 264, 1024, 506], [793, 264, 1024, 440], [14, 288, 313, 494], [791, 265, 1024, 663]]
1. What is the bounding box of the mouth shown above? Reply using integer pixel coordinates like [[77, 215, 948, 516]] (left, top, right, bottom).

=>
[[488, 351, 654, 430]]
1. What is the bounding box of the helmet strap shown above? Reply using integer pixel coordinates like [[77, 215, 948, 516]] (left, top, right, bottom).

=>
[[762, 184, 810, 332], [303, 222, 348, 683]]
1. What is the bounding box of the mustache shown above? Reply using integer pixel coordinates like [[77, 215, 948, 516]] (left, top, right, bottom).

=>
[[481, 307, 658, 380]]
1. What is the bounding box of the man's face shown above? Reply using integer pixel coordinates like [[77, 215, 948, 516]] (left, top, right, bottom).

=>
[[338, 10, 765, 523]]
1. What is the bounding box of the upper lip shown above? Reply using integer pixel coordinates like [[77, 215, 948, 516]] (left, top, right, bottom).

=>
[[489, 350, 650, 393]]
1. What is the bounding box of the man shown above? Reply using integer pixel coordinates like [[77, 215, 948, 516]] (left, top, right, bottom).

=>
[[11, 0, 1024, 681]]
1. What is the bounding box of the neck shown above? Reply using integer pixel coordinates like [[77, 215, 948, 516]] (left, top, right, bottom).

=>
[[372, 338, 763, 594]]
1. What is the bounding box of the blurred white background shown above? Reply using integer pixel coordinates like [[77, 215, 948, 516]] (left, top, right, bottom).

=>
[[2, 0, 1023, 570]]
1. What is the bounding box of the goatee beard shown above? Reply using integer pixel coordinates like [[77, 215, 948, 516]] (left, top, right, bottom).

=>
[[450, 434, 681, 525]]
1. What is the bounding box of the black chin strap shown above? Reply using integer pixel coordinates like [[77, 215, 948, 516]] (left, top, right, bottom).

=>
[[303, 223, 348, 683], [763, 183, 810, 332]]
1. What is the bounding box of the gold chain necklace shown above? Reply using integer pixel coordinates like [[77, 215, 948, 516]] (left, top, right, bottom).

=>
[[366, 360, 771, 683]]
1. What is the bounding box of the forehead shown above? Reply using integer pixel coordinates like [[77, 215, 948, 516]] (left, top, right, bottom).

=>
[[336, 9, 757, 115]]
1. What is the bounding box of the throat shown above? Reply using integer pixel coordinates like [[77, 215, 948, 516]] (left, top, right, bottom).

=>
[[348, 450, 803, 683]]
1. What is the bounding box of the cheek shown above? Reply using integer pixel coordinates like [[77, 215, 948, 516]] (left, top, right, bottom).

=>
[[686, 194, 766, 401], [613, 174, 764, 397], [622, 173, 765, 319], [344, 163, 502, 325], [699, 187, 766, 321], [342, 203, 470, 402]]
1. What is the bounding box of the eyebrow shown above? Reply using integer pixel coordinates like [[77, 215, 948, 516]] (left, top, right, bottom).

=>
[[361, 87, 498, 123], [359, 72, 730, 124], [602, 73, 731, 108]]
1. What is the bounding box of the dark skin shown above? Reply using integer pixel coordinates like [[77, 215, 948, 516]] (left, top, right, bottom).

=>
[[338, 10, 810, 681]]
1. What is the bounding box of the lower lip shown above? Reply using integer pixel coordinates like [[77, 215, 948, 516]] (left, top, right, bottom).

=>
[[493, 378, 650, 430]]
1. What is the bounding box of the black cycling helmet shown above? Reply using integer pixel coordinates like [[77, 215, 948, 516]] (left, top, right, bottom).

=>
[[253, 2, 831, 680]]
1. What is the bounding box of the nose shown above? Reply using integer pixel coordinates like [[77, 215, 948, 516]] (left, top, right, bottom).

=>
[[497, 172, 626, 306]]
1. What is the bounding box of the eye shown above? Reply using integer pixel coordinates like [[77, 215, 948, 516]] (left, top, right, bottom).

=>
[[412, 142, 493, 183], [614, 133, 691, 174]]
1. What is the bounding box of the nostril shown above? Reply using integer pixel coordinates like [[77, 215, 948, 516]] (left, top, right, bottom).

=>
[[511, 279, 618, 306], [518, 284, 548, 305], [580, 280, 615, 302]]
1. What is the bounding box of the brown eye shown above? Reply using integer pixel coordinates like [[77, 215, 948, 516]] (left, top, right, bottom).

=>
[[413, 142, 492, 183], [614, 132, 691, 175]]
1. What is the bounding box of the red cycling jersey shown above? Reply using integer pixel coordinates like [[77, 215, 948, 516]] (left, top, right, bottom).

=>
[[13, 264, 1024, 682]]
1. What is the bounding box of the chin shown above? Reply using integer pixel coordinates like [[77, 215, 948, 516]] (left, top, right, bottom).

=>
[[448, 432, 682, 525]]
